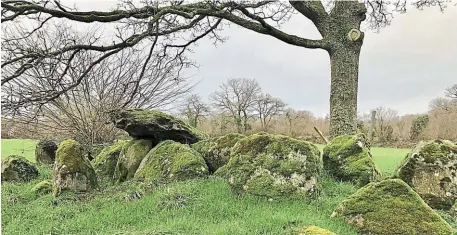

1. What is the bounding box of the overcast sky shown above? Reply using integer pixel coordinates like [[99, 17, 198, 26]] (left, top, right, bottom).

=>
[[62, 1, 457, 117]]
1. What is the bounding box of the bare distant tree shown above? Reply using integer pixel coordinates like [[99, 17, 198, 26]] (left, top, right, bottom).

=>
[[445, 84, 457, 99], [179, 94, 210, 128], [373, 106, 399, 142], [210, 78, 261, 133], [254, 93, 286, 130], [284, 108, 314, 137]]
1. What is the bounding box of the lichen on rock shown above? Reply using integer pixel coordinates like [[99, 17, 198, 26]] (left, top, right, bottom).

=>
[[109, 109, 207, 143], [134, 140, 208, 182], [331, 179, 453, 235], [113, 139, 154, 183], [52, 139, 98, 196], [93, 140, 128, 181], [35, 140, 57, 165], [323, 134, 381, 187], [395, 139, 457, 210], [214, 132, 322, 199], [191, 133, 245, 173], [1, 155, 39, 182]]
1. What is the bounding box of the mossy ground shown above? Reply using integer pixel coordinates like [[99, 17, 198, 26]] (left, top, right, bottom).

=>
[[2, 139, 456, 234]]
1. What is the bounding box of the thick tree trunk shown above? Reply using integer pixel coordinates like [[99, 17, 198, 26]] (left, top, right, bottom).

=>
[[328, 46, 361, 137]]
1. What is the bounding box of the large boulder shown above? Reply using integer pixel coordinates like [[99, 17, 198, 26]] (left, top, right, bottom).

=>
[[1, 155, 39, 182], [35, 140, 57, 164], [323, 134, 381, 186], [52, 139, 98, 196], [113, 139, 154, 182], [215, 133, 322, 199], [93, 140, 128, 181], [109, 109, 206, 144], [134, 140, 209, 181], [395, 139, 457, 210], [191, 133, 245, 173], [331, 179, 453, 235]]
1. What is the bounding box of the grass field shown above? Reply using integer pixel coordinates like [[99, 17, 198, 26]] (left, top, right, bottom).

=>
[[1, 139, 452, 235]]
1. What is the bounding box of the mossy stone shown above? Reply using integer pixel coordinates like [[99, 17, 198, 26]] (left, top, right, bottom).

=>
[[296, 226, 337, 235], [323, 134, 381, 186], [113, 139, 154, 183], [31, 180, 52, 195], [395, 139, 457, 210], [331, 179, 453, 235], [134, 140, 208, 182], [109, 109, 207, 143], [215, 133, 322, 199], [1, 155, 39, 182], [191, 133, 245, 173], [93, 140, 128, 181], [35, 140, 57, 164], [52, 139, 98, 196]]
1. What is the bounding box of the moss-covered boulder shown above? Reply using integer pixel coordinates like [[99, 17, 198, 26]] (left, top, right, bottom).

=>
[[295, 226, 337, 235], [35, 140, 57, 164], [215, 133, 322, 199], [31, 180, 52, 195], [331, 179, 453, 235], [109, 109, 206, 144], [396, 139, 457, 210], [191, 133, 245, 173], [323, 134, 381, 186], [113, 139, 154, 182], [93, 140, 128, 181], [134, 140, 208, 181], [1, 155, 39, 182], [52, 139, 98, 196]]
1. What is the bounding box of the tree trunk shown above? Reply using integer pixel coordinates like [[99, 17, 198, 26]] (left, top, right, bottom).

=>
[[328, 46, 361, 138]]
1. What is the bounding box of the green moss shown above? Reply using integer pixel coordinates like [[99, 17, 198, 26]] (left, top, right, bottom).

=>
[[114, 139, 154, 183], [323, 134, 381, 186], [31, 180, 52, 195], [191, 133, 245, 173], [332, 179, 453, 235], [134, 140, 208, 182], [214, 133, 321, 199], [297, 226, 337, 235], [93, 140, 128, 180], [53, 139, 98, 196]]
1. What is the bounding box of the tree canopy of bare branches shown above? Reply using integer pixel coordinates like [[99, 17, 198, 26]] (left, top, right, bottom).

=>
[[179, 93, 210, 128], [210, 78, 261, 133], [2, 0, 452, 138], [254, 93, 286, 130]]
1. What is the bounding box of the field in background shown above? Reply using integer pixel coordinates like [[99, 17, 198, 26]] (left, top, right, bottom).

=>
[[1, 139, 37, 162]]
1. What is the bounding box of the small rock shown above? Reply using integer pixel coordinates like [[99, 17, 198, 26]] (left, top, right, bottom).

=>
[[35, 140, 57, 164], [31, 180, 52, 195], [1, 155, 39, 182]]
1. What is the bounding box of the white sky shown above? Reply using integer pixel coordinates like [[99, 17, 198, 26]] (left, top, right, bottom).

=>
[[24, 1, 457, 117]]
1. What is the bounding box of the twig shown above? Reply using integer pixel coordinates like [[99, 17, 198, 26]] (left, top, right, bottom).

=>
[[313, 126, 329, 144]]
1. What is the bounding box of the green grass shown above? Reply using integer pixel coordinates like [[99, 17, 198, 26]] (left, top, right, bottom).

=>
[[1, 139, 452, 235], [1, 139, 37, 162]]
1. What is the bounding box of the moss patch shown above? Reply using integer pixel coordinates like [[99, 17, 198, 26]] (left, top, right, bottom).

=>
[[93, 140, 128, 181], [134, 140, 208, 182], [296, 225, 337, 235], [114, 139, 154, 183], [215, 133, 322, 199], [31, 180, 52, 195], [395, 139, 457, 210], [191, 133, 245, 173], [53, 139, 98, 196], [323, 134, 381, 186], [331, 179, 453, 235]]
